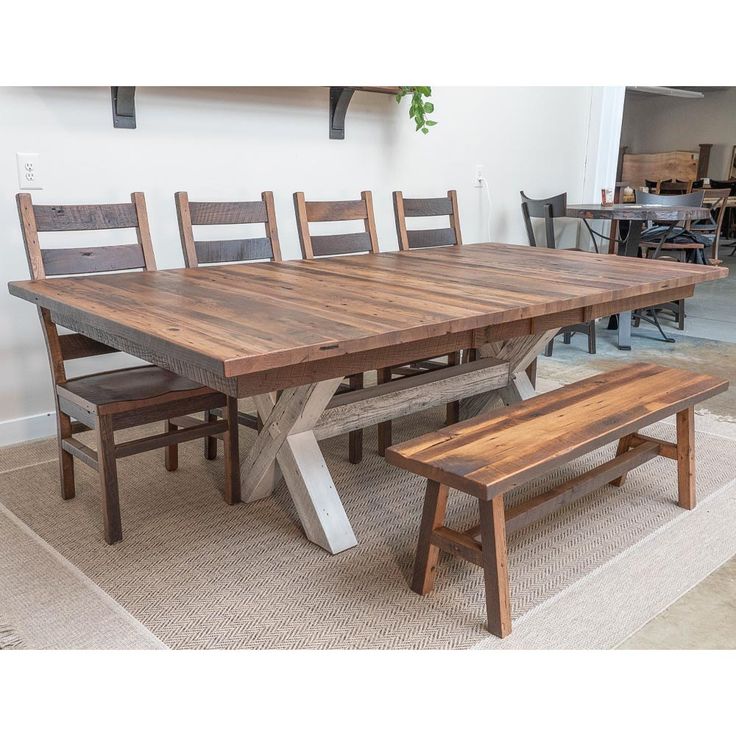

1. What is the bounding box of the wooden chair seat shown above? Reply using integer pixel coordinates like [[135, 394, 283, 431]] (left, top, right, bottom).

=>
[[386, 362, 728, 637], [60, 365, 213, 410]]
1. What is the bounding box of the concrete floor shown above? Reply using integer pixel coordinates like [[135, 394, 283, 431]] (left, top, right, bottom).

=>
[[543, 251, 736, 649]]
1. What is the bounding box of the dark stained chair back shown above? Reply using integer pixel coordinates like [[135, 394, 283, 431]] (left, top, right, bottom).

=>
[[392, 190, 462, 250], [16, 192, 156, 383], [520, 191, 567, 248], [293, 191, 380, 258], [175, 191, 281, 267]]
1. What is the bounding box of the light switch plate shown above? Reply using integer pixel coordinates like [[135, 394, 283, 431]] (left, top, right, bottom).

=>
[[16, 153, 42, 190]]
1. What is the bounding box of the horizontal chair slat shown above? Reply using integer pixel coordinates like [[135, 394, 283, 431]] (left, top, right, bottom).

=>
[[195, 238, 273, 264], [33, 203, 138, 231], [309, 232, 373, 256], [305, 200, 367, 222], [403, 197, 453, 217], [407, 227, 457, 248], [59, 333, 119, 360], [188, 200, 267, 225], [41, 244, 146, 276]]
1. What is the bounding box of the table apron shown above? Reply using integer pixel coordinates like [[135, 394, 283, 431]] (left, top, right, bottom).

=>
[[49, 284, 693, 398]]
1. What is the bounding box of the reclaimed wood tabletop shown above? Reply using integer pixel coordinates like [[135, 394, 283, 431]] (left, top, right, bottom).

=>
[[8, 243, 724, 390]]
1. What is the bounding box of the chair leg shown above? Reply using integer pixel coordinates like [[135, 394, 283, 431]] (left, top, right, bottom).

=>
[[223, 397, 241, 505], [411, 480, 449, 595], [446, 352, 460, 425], [377, 367, 393, 456], [587, 320, 597, 354], [348, 373, 364, 464], [544, 339, 554, 357], [676, 406, 695, 510], [164, 419, 178, 471], [478, 495, 512, 638], [563, 331, 572, 345], [95, 413, 122, 545], [677, 299, 685, 331], [56, 406, 76, 500], [204, 409, 218, 460]]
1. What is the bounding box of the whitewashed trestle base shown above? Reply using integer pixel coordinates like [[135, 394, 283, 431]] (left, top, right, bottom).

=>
[[240, 331, 558, 555]]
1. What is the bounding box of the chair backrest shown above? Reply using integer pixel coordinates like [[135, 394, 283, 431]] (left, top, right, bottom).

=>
[[175, 191, 281, 267], [293, 191, 380, 258], [519, 191, 567, 248], [700, 188, 731, 235], [15, 192, 156, 384], [392, 190, 462, 250], [635, 190, 705, 207]]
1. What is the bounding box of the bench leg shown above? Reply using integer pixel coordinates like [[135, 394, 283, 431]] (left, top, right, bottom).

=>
[[677, 406, 695, 510], [611, 433, 635, 487], [411, 480, 449, 595], [478, 496, 512, 638]]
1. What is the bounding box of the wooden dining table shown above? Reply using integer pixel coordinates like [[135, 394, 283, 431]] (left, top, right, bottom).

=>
[[565, 203, 711, 350], [8, 243, 726, 554]]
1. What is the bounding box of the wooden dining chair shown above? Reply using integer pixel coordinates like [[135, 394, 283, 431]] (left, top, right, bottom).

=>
[[370, 190, 466, 455], [16, 192, 240, 544], [175, 190, 282, 446], [175, 190, 282, 268], [636, 189, 709, 331], [293, 190, 380, 259], [519, 191, 597, 356], [393, 190, 462, 250], [293, 191, 380, 463]]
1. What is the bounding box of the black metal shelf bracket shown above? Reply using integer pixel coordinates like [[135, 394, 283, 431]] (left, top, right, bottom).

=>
[[111, 87, 137, 129], [329, 87, 355, 140]]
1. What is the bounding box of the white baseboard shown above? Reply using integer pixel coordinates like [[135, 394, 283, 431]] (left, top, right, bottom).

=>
[[0, 411, 56, 448]]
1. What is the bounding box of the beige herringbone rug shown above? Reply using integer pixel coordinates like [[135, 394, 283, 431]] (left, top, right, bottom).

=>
[[2, 401, 736, 649]]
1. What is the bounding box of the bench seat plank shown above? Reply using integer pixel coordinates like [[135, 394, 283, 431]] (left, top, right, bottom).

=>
[[386, 362, 727, 499]]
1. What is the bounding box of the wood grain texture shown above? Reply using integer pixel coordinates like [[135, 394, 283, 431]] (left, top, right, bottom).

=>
[[176, 191, 281, 267], [394, 190, 462, 250], [41, 244, 146, 276], [385, 362, 728, 499], [32, 203, 139, 231], [9, 244, 726, 393], [406, 228, 456, 249], [294, 191, 380, 258]]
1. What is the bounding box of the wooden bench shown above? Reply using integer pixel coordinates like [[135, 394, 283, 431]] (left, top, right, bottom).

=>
[[385, 362, 728, 638]]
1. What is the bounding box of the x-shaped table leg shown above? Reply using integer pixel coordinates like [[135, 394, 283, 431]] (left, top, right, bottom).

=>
[[240, 376, 358, 554]]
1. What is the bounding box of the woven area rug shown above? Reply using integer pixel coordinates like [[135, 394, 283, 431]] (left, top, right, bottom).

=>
[[1, 395, 736, 649]]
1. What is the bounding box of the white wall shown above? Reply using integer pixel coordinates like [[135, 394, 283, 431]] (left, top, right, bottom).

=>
[[621, 88, 736, 178], [0, 86, 614, 444]]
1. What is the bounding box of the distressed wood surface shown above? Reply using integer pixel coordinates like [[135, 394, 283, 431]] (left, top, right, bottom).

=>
[[566, 203, 710, 221], [9, 244, 726, 395], [313, 357, 509, 439], [386, 362, 728, 499]]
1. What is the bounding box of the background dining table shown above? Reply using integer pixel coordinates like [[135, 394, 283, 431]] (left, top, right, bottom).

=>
[[8, 242, 726, 554], [565, 203, 711, 350]]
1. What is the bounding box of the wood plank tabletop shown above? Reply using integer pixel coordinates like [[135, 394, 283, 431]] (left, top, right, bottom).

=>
[[8, 243, 726, 382], [566, 204, 710, 221]]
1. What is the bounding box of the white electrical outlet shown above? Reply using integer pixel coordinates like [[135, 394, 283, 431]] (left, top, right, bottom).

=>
[[474, 164, 484, 188], [16, 153, 42, 190]]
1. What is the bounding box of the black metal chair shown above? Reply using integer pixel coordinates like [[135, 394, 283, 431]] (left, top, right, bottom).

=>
[[520, 191, 596, 356]]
